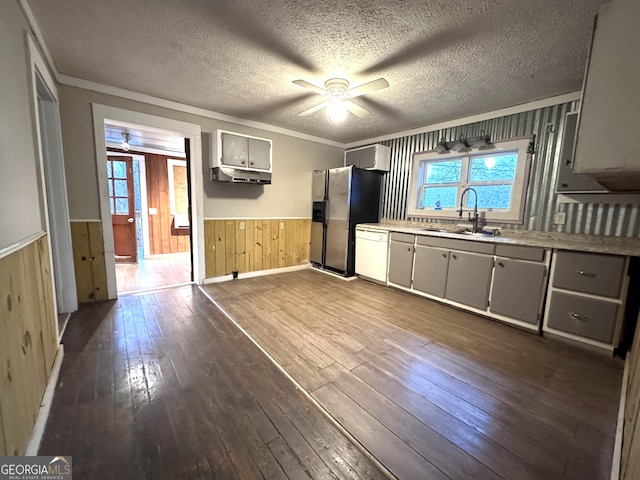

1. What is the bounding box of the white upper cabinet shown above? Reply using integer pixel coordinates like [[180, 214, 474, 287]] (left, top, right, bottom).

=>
[[211, 130, 272, 172], [345, 144, 390, 171], [573, 0, 640, 191]]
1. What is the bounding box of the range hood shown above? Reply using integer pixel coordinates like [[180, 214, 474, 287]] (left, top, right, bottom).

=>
[[211, 166, 271, 184]]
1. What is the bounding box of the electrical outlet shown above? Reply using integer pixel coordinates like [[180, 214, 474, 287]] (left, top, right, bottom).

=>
[[239, 221, 245, 230], [554, 211, 566, 225], [280, 221, 285, 230]]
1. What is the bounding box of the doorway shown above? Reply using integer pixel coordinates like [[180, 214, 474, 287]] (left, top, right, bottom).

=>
[[105, 123, 193, 294], [92, 104, 204, 300]]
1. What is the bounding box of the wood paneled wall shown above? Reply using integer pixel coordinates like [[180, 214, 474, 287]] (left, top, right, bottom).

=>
[[0, 236, 58, 455], [204, 219, 310, 278], [70, 221, 108, 303], [622, 318, 640, 478], [144, 153, 190, 255]]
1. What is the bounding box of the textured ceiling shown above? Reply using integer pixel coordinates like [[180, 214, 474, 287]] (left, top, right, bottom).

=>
[[27, 0, 606, 143]]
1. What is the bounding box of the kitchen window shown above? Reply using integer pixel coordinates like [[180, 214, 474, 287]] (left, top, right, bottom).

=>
[[407, 138, 532, 223]]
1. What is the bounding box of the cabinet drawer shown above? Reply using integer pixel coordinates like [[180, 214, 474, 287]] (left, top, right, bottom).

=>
[[390, 232, 415, 244], [552, 251, 625, 298], [546, 291, 618, 343], [495, 245, 545, 262], [416, 236, 495, 255]]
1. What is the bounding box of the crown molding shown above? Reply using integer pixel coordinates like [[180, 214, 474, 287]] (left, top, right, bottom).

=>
[[346, 91, 582, 148], [18, 0, 59, 81], [58, 74, 346, 148]]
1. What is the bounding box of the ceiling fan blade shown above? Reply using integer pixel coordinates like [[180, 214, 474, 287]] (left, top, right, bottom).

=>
[[347, 78, 389, 98], [292, 80, 327, 96], [357, 96, 403, 119], [344, 101, 371, 118], [298, 101, 330, 116]]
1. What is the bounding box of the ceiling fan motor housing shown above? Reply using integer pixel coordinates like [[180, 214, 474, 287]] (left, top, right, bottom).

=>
[[324, 78, 350, 98]]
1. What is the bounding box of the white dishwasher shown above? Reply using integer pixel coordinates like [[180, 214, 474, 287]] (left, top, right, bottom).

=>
[[355, 227, 389, 283]]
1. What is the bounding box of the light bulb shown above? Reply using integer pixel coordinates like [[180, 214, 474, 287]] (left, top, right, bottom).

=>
[[327, 101, 347, 123]]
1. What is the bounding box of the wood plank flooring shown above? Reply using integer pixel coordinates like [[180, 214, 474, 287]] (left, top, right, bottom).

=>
[[115, 252, 191, 293], [203, 269, 624, 480], [38, 285, 387, 479]]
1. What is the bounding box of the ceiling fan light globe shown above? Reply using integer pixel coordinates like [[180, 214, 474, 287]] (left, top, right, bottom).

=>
[[327, 101, 347, 123]]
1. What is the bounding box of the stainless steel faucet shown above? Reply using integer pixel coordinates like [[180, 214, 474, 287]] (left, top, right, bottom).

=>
[[459, 187, 479, 233]]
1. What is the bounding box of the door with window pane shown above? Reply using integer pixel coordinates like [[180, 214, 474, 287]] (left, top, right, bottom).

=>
[[108, 156, 137, 263]]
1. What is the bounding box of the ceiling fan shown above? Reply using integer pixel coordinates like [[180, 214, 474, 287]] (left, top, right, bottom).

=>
[[292, 77, 389, 122]]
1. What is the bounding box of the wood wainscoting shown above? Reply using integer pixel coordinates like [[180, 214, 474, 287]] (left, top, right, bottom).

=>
[[145, 153, 190, 255], [70, 221, 108, 303], [204, 219, 310, 279], [622, 315, 640, 478], [0, 235, 58, 455]]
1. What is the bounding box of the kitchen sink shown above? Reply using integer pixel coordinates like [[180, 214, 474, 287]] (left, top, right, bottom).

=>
[[417, 227, 496, 237], [459, 230, 495, 237]]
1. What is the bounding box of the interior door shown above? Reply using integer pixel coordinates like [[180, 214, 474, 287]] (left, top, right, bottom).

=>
[[108, 156, 137, 263]]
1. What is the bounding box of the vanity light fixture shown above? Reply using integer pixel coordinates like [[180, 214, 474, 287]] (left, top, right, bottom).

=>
[[452, 134, 469, 153], [470, 130, 493, 150], [435, 137, 449, 154], [435, 131, 493, 154]]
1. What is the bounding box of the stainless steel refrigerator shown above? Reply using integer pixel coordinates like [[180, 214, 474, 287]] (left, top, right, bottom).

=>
[[311, 166, 382, 276]]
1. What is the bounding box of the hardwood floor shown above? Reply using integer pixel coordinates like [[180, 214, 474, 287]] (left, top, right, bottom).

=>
[[115, 252, 191, 293], [203, 269, 624, 480], [39, 286, 387, 479]]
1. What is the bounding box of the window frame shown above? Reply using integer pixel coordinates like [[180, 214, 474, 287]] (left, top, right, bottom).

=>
[[406, 138, 532, 223]]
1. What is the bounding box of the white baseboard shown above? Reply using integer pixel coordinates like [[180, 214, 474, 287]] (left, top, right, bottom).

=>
[[25, 344, 64, 455], [611, 357, 629, 480], [202, 264, 310, 284]]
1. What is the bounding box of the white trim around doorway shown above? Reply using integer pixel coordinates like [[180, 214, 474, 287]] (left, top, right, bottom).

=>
[[92, 104, 204, 300], [26, 32, 77, 318]]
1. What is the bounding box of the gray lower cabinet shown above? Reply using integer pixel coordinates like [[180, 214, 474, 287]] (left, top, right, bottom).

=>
[[413, 245, 449, 297], [546, 292, 618, 343], [489, 258, 547, 325], [552, 251, 624, 298], [543, 250, 627, 350], [388, 236, 415, 287], [445, 251, 493, 310]]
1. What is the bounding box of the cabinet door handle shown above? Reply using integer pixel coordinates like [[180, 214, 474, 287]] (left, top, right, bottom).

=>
[[577, 270, 596, 278], [442, 253, 447, 258], [451, 254, 457, 259], [497, 262, 504, 267], [406, 247, 411, 252], [250, 161, 254, 166], [569, 312, 589, 322]]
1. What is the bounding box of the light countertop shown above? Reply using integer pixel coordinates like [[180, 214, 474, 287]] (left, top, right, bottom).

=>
[[357, 221, 640, 257]]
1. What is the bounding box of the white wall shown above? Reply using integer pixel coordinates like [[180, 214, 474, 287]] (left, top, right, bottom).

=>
[[58, 84, 344, 221], [0, 0, 45, 249]]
